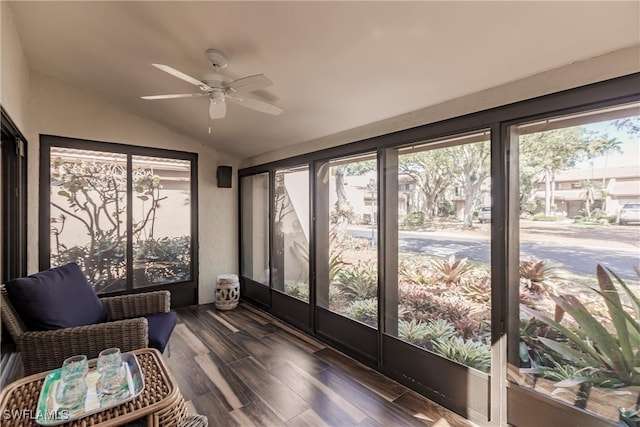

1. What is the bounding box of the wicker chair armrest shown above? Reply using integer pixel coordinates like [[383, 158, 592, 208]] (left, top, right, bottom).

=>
[[0, 286, 28, 342], [19, 318, 149, 375], [101, 290, 171, 320]]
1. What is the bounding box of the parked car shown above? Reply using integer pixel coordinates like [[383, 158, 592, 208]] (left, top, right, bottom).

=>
[[619, 203, 640, 225], [478, 206, 491, 223]]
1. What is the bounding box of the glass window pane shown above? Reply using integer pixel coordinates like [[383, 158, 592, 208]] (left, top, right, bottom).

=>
[[515, 104, 640, 422], [274, 166, 310, 302], [385, 132, 492, 373], [241, 173, 270, 285], [50, 148, 127, 293], [132, 155, 192, 288], [317, 153, 378, 328]]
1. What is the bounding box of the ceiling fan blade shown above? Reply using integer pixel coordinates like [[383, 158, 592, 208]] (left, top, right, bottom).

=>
[[226, 74, 273, 93], [141, 93, 206, 100], [209, 98, 227, 119], [151, 63, 212, 90], [227, 94, 283, 116]]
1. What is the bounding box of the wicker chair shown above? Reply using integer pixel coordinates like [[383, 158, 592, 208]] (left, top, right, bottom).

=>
[[1, 286, 173, 376]]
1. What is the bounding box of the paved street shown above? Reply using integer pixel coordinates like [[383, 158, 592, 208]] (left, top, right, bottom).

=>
[[347, 221, 640, 280]]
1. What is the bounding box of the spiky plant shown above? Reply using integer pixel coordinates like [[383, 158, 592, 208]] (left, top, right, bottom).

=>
[[399, 259, 434, 286], [432, 336, 491, 373], [461, 276, 492, 303], [422, 318, 456, 341], [519, 256, 567, 296], [335, 262, 377, 299], [398, 320, 429, 345], [431, 255, 474, 285], [521, 264, 640, 389], [284, 281, 309, 301], [346, 298, 378, 325]]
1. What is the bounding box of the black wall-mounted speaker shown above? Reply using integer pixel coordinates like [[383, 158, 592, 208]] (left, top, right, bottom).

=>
[[217, 166, 232, 188]]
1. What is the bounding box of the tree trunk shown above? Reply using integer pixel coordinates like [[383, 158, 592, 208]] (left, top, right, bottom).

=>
[[544, 168, 552, 217], [334, 165, 349, 241], [550, 170, 556, 215]]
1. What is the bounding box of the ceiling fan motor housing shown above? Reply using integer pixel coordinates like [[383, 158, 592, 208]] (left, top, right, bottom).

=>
[[206, 49, 228, 69]]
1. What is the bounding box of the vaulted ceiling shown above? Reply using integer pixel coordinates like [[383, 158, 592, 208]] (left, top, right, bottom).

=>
[[8, 1, 640, 159]]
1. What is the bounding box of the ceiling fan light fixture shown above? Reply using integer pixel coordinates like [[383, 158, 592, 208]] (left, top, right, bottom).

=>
[[209, 94, 227, 120], [210, 90, 225, 103], [142, 51, 283, 129]]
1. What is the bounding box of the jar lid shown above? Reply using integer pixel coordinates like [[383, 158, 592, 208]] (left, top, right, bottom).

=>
[[217, 274, 239, 283]]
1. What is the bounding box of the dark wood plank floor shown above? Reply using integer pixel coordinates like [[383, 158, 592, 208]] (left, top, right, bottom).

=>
[[165, 303, 477, 427]]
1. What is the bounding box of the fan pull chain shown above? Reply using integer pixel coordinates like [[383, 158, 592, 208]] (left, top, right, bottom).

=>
[[208, 113, 212, 134]]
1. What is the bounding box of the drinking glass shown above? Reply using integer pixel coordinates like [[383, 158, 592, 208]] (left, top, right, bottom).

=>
[[97, 347, 124, 395], [55, 355, 88, 408]]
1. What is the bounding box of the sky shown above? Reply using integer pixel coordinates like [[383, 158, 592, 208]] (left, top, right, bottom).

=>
[[574, 118, 639, 169]]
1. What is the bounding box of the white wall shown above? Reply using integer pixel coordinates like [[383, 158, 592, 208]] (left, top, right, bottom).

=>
[[241, 45, 640, 168], [0, 1, 30, 133], [0, 1, 32, 285], [26, 70, 239, 303], [1, 2, 239, 303]]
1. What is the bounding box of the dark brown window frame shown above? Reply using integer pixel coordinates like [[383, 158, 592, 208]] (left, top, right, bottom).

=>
[[39, 135, 199, 307], [239, 73, 640, 426], [1, 107, 28, 283]]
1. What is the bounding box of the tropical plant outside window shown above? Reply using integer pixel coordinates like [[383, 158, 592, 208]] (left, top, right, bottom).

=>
[[514, 106, 640, 423], [385, 133, 492, 373], [274, 166, 310, 302], [49, 147, 192, 294], [317, 154, 379, 327], [131, 155, 191, 288]]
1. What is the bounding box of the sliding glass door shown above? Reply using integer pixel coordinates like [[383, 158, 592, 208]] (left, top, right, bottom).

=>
[[240, 173, 270, 306], [240, 166, 312, 330], [383, 132, 493, 419], [315, 153, 379, 361], [271, 166, 311, 330]]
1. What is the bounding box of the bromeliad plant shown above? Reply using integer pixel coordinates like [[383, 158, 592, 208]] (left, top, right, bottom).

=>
[[519, 256, 568, 296], [432, 336, 491, 373], [431, 255, 475, 285], [521, 264, 640, 389], [334, 261, 378, 299]]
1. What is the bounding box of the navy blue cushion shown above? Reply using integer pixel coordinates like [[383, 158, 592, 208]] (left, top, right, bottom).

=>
[[5, 263, 108, 331], [145, 311, 177, 353]]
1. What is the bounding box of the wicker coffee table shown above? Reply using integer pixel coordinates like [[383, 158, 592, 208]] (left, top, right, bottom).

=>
[[0, 348, 188, 426]]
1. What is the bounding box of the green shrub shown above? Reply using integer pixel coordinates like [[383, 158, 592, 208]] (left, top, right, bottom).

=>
[[335, 262, 377, 299], [398, 319, 429, 345], [284, 281, 309, 301], [432, 337, 491, 372], [404, 211, 425, 228], [533, 213, 563, 222], [422, 319, 456, 341], [346, 298, 378, 324]]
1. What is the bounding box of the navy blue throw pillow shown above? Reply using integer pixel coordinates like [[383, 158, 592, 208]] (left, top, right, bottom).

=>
[[5, 263, 108, 331]]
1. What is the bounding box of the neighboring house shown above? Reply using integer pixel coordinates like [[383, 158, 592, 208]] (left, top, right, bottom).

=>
[[533, 166, 640, 218]]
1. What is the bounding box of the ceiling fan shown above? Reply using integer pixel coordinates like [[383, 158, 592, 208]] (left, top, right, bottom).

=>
[[141, 49, 283, 131]]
